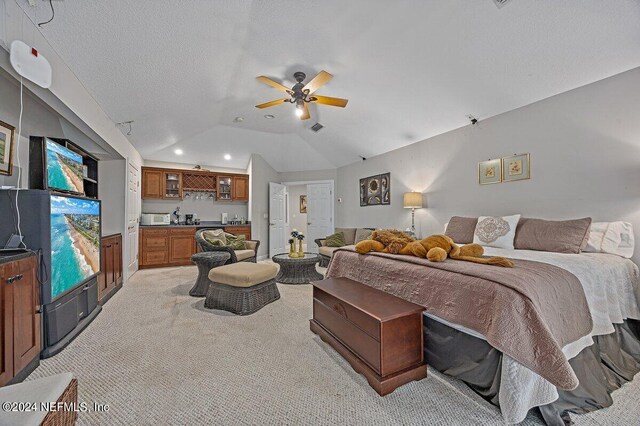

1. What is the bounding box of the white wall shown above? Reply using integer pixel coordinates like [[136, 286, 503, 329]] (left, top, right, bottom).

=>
[[280, 169, 337, 183], [2, 2, 144, 280], [286, 184, 307, 235], [336, 67, 640, 263], [249, 154, 279, 259], [142, 160, 248, 221], [98, 159, 126, 236]]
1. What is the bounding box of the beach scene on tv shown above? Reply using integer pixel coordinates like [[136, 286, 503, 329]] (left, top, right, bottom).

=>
[[50, 195, 100, 300], [46, 139, 84, 194]]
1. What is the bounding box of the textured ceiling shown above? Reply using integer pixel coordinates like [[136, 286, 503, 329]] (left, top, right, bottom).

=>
[[17, 0, 640, 171]]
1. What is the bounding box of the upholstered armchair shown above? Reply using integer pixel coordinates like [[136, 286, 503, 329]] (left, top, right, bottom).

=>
[[195, 229, 260, 264]]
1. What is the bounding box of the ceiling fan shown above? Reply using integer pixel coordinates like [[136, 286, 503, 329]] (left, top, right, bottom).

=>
[[255, 70, 348, 120]]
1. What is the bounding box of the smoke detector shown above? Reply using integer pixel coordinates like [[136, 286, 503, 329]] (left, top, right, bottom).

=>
[[310, 123, 324, 133]]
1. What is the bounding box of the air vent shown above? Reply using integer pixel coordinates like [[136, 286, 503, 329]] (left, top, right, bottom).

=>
[[492, 0, 512, 8], [310, 123, 324, 132]]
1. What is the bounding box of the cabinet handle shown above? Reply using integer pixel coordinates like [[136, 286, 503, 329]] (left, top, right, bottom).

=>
[[16, 274, 23, 281], [6, 276, 15, 284]]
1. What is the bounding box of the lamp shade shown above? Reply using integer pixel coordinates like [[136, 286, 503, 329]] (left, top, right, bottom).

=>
[[403, 192, 423, 209]]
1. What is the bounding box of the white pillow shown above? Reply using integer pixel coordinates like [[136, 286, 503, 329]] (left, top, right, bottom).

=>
[[473, 214, 521, 249], [584, 221, 634, 258]]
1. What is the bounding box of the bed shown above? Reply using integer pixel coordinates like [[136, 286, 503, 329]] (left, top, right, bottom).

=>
[[325, 245, 640, 425]]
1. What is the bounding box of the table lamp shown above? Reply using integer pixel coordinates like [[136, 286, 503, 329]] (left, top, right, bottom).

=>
[[403, 192, 423, 235]]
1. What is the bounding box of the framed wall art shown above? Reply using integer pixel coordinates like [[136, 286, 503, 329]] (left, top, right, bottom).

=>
[[478, 158, 502, 185], [299, 195, 307, 213], [360, 172, 390, 206], [0, 120, 16, 176], [502, 153, 530, 182]]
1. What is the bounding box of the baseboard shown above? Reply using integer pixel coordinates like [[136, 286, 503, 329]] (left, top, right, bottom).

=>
[[257, 254, 269, 261]]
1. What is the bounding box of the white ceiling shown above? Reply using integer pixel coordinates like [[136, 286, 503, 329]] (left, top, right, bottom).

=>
[[18, 0, 640, 171]]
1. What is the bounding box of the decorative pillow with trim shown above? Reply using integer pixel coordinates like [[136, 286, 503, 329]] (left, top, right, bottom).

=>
[[473, 214, 521, 249]]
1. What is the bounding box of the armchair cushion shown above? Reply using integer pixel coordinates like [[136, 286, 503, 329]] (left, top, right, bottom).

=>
[[202, 229, 227, 246], [235, 250, 255, 261]]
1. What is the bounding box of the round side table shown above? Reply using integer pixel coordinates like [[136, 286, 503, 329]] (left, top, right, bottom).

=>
[[272, 253, 324, 284]]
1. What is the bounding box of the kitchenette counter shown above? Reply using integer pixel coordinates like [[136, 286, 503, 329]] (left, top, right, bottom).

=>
[[0, 250, 36, 265], [140, 221, 250, 229]]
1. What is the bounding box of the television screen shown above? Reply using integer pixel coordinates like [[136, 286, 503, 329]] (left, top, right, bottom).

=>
[[50, 195, 100, 300], [46, 138, 85, 194]]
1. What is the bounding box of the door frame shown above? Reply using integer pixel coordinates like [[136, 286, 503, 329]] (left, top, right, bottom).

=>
[[281, 180, 335, 252]]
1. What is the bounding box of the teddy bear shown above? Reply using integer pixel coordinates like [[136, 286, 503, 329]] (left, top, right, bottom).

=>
[[355, 230, 513, 267]]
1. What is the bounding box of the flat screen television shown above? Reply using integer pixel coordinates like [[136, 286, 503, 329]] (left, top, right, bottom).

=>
[[50, 194, 101, 300], [46, 138, 85, 195]]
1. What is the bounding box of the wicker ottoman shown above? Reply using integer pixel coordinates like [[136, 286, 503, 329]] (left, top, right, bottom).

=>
[[205, 263, 280, 315], [190, 252, 231, 297]]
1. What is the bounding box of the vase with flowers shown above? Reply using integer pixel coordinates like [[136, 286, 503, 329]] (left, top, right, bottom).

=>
[[288, 237, 297, 258], [296, 231, 305, 257]]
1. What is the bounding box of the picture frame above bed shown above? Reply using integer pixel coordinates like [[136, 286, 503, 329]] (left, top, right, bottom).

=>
[[502, 153, 530, 182], [360, 172, 391, 206], [478, 158, 502, 185]]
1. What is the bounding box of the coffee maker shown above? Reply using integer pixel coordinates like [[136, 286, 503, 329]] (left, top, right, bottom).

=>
[[185, 214, 194, 225]]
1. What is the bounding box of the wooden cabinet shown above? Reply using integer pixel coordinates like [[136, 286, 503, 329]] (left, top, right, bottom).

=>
[[163, 171, 182, 199], [0, 254, 41, 387], [139, 227, 197, 268], [217, 176, 233, 201], [142, 166, 249, 202], [98, 234, 123, 304], [169, 228, 197, 264], [233, 176, 249, 201], [224, 226, 251, 240], [142, 168, 163, 199]]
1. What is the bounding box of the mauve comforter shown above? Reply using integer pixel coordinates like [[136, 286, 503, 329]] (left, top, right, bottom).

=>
[[326, 248, 593, 390]]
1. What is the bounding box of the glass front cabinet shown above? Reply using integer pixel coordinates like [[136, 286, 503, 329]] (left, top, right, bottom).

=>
[[217, 176, 232, 201]]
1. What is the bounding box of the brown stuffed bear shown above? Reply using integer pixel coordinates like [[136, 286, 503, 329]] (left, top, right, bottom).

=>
[[355, 231, 513, 267], [354, 229, 416, 254]]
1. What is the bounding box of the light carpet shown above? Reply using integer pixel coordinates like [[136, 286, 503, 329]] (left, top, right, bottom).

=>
[[28, 265, 640, 425]]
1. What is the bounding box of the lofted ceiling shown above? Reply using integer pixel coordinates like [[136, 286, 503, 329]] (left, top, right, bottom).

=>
[[17, 0, 640, 171]]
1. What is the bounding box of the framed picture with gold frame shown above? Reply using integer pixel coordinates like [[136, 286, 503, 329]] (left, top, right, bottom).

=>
[[502, 153, 530, 182], [0, 120, 16, 176], [299, 195, 307, 213], [478, 158, 502, 185]]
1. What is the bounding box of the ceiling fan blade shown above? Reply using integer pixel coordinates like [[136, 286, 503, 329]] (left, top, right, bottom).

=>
[[256, 76, 292, 93], [311, 95, 348, 108], [255, 98, 288, 109], [302, 70, 333, 94], [300, 102, 311, 120]]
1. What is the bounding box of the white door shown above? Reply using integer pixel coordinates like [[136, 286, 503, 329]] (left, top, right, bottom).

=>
[[306, 183, 333, 253], [126, 161, 140, 278], [269, 182, 286, 257]]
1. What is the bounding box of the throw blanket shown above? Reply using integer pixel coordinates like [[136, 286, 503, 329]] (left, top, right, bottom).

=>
[[326, 248, 593, 390]]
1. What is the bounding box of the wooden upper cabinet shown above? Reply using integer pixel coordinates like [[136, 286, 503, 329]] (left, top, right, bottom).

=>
[[163, 171, 182, 199], [142, 168, 163, 199], [217, 176, 233, 201], [233, 176, 249, 201], [142, 166, 249, 202]]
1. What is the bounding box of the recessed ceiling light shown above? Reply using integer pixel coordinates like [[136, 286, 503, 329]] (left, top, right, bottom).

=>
[[174, 149, 183, 155], [264, 114, 275, 119], [224, 154, 232, 161], [233, 116, 244, 123]]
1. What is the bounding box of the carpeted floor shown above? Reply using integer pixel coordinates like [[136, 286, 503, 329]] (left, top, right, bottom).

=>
[[28, 264, 640, 425]]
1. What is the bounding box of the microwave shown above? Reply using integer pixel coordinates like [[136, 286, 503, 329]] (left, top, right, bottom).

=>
[[141, 213, 171, 226]]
